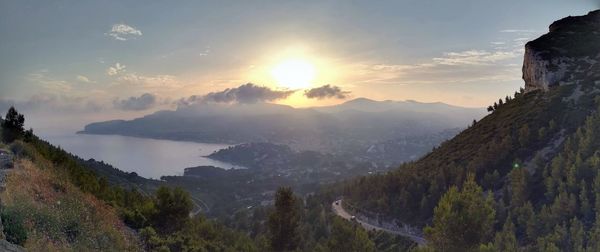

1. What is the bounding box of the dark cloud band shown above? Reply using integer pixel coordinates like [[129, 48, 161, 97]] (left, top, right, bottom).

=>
[[179, 83, 295, 106], [304, 85, 350, 100]]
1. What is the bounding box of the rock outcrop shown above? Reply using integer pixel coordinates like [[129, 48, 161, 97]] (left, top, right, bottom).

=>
[[523, 10, 600, 92], [0, 150, 13, 169]]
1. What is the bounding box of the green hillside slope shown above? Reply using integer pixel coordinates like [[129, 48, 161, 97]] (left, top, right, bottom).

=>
[[0, 109, 258, 251], [343, 9, 600, 251]]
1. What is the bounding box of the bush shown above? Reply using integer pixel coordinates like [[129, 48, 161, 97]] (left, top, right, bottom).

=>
[[62, 220, 81, 243], [1, 209, 27, 246], [122, 209, 147, 229]]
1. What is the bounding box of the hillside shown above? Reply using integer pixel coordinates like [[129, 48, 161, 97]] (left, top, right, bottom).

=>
[[342, 9, 600, 251], [0, 111, 260, 251]]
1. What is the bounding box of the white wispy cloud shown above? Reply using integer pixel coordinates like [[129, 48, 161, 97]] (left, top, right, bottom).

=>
[[500, 29, 537, 33], [106, 23, 142, 41], [76, 75, 94, 83], [116, 73, 182, 89], [199, 46, 211, 57], [432, 49, 521, 66], [106, 63, 126, 76], [348, 28, 535, 87], [26, 70, 72, 92]]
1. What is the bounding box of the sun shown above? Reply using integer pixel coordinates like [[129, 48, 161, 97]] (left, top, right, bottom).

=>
[[271, 58, 316, 89]]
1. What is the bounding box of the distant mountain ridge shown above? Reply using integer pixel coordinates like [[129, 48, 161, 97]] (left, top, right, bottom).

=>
[[80, 98, 485, 153]]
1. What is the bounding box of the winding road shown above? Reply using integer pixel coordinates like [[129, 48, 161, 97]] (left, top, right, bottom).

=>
[[332, 199, 426, 245], [190, 195, 211, 216]]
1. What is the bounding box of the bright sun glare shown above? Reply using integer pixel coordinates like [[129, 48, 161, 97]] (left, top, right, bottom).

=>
[[271, 58, 316, 89]]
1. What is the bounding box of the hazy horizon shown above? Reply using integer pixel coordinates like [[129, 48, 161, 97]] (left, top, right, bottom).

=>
[[1, 1, 598, 133]]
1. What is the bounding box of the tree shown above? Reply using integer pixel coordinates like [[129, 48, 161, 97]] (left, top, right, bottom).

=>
[[268, 187, 300, 251], [424, 174, 496, 251], [493, 218, 518, 252], [518, 124, 531, 147], [579, 182, 593, 224], [152, 186, 193, 234], [509, 167, 529, 207], [487, 106, 494, 112], [326, 218, 375, 252], [1, 107, 25, 143]]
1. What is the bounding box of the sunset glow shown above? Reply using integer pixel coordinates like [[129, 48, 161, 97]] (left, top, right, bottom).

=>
[[271, 58, 316, 89]]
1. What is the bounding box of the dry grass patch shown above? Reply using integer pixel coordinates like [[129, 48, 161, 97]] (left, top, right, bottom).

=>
[[1, 159, 140, 251]]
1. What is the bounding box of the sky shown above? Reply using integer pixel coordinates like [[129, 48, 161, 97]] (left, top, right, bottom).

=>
[[0, 0, 598, 132]]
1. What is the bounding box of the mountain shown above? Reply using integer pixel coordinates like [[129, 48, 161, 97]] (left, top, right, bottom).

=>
[[341, 10, 600, 250], [79, 99, 485, 154]]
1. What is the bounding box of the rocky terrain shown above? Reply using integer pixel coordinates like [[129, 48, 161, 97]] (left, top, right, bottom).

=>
[[523, 10, 600, 92], [0, 148, 23, 251]]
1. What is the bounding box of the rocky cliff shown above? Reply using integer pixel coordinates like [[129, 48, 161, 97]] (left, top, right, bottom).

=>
[[523, 10, 600, 92]]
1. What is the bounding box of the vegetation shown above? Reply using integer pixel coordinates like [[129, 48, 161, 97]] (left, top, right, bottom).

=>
[[0, 107, 25, 143], [1, 159, 138, 250], [344, 85, 582, 225], [342, 70, 600, 250], [0, 107, 257, 251], [1, 208, 27, 246], [268, 187, 300, 251], [424, 174, 495, 251], [0, 107, 414, 251]]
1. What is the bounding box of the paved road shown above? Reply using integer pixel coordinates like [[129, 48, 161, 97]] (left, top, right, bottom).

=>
[[331, 199, 426, 245], [190, 196, 210, 217]]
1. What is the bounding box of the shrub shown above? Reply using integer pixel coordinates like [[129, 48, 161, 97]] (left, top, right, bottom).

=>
[[1, 209, 27, 246]]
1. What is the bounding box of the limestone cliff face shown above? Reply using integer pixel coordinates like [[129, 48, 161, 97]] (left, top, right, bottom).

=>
[[523, 10, 600, 92], [522, 46, 571, 92]]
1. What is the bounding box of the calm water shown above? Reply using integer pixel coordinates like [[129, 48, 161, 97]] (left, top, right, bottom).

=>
[[41, 133, 244, 179]]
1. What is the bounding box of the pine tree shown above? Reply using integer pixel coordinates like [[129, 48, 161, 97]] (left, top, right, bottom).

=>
[[509, 167, 529, 207], [518, 124, 531, 148], [268, 187, 300, 251], [568, 218, 585, 251], [326, 218, 375, 252], [1, 106, 25, 143], [579, 181, 593, 224], [424, 174, 495, 251], [494, 217, 518, 252], [152, 186, 193, 234]]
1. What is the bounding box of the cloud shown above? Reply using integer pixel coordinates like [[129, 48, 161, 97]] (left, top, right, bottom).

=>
[[76, 75, 93, 83], [178, 83, 295, 106], [500, 29, 537, 33], [25, 70, 72, 92], [199, 46, 211, 57], [113, 93, 157, 111], [432, 49, 521, 66], [106, 23, 142, 41], [106, 63, 126, 76], [116, 73, 181, 88], [304, 85, 350, 99], [0, 94, 104, 113], [349, 28, 534, 87]]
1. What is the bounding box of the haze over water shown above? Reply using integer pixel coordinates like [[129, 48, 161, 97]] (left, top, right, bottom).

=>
[[40, 132, 245, 179]]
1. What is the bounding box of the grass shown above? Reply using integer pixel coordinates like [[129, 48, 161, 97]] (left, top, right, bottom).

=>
[[0, 159, 140, 251]]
